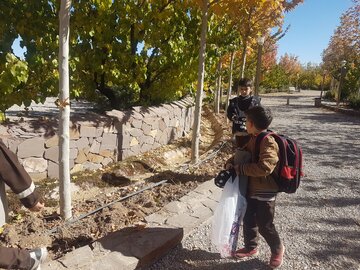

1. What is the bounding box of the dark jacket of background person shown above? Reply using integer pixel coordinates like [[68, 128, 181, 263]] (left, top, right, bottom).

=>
[[227, 96, 261, 134]]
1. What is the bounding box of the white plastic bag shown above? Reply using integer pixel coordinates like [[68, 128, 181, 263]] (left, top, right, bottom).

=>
[[211, 175, 247, 258]]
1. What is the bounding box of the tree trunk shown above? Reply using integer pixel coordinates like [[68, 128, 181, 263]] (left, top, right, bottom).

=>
[[214, 57, 221, 114], [254, 42, 263, 96], [58, 0, 72, 220], [239, 40, 248, 81], [191, 0, 208, 164], [225, 51, 235, 116]]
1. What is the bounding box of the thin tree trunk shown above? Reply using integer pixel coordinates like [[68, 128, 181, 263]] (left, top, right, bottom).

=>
[[225, 51, 235, 116], [320, 72, 326, 99], [59, 0, 72, 220], [240, 40, 248, 81], [214, 57, 221, 114], [191, 0, 208, 164]]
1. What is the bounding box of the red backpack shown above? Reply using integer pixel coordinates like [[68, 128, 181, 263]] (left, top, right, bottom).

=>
[[255, 131, 303, 193]]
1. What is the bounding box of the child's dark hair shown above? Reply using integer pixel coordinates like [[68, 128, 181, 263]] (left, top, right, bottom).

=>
[[238, 78, 253, 87], [245, 106, 273, 130]]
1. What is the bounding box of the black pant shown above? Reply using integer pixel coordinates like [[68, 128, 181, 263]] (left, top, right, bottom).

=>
[[243, 198, 282, 254]]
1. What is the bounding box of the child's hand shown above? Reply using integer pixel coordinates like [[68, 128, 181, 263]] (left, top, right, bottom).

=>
[[29, 201, 45, 212]]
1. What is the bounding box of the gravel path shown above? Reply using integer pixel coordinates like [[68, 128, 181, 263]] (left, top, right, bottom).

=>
[[145, 90, 360, 270]]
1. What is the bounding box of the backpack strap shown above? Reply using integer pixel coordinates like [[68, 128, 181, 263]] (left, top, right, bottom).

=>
[[255, 131, 288, 171], [254, 131, 273, 162]]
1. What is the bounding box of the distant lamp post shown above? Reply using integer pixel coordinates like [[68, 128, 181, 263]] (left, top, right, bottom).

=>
[[254, 36, 265, 96], [337, 60, 347, 107]]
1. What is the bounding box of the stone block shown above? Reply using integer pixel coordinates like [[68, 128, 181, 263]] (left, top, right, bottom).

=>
[[17, 137, 45, 158], [142, 122, 152, 135], [141, 135, 155, 145], [131, 119, 143, 129], [22, 157, 48, 173], [143, 117, 157, 127], [141, 143, 153, 153], [130, 137, 139, 147], [44, 146, 59, 163], [101, 157, 113, 167], [48, 161, 59, 179], [28, 172, 47, 181], [99, 149, 114, 158], [130, 144, 141, 155], [7, 139, 21, 153], [96, 127, 104, 137], [100, 133, 117, 150], [80, 125, 97, 138], [70, 148, 78, 160], [82, 162, 102, 171], [158, 119, 166, 131], [90, 140, 101, 154], [87, 153, 104, 164], [149, 130, 157, 138], [76, 137, 89, 150], [75, 149, 88, 164], [71, 164, 83, 174], [45, 135, 59, 148], [129, 128, 143, 137], [70, 127, 80, 139]]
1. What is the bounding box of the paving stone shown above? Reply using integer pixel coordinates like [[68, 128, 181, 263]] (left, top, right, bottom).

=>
[[57, 245, 93, 269], [96, 226, 183, 269], [179, 194, 202, 206], [42, 260, 65, 270], [166, 212, 199, 228], [163, 200, 189, 214], [193, 180, 217, 196], [189, 203, 213, 220], [200, 197, 219, 213], [91, 251, 139, 270], [145, 212, 168, 225]]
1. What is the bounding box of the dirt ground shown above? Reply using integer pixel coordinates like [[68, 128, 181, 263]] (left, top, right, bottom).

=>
[[0, 106, 234, 260]]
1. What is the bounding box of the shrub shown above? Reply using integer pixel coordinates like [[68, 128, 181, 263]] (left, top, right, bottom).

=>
[[348, 94, 360, 110], [323, 91, 335, 101]]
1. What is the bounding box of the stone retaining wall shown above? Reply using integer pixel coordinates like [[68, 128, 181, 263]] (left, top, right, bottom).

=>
[[0, 97, 194, 180]]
